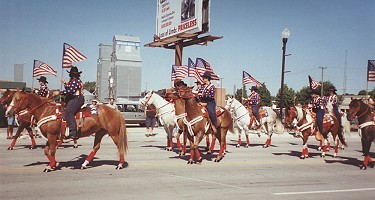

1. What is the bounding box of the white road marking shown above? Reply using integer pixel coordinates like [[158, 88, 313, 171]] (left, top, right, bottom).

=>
[[170, 174, 246, 190], [274, 187, 375, 195]]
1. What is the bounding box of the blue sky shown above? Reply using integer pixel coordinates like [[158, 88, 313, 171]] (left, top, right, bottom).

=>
[[0, 0, 374, 96]]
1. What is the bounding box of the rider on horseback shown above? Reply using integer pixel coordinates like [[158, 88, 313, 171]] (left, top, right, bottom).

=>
[[35, 76, 49, 98], [60, 66, 84, 140], [325, 86, 341, 127], [245, 86, 261, 126], [309, 89, 325, 135], [196, 71, 218, 134]]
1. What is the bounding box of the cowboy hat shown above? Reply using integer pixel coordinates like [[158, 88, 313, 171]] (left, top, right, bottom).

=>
[[37, 76, 48, 84], [66, 66, 82, 75], [328, 86, 337, 91], [92, 99, 99, 103], [201, 71, 212, 80], [250, 86, 258, 91]]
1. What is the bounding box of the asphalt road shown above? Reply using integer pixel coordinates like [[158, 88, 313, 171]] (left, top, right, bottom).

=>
[[0, 126, 374, 200]]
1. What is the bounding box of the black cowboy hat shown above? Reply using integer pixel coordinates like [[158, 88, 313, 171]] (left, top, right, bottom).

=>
[[201, 71, 212, 80], [37, 76, 48, 84], [250, 86, 258, 91], [328, 86, 337, 91], [309, 89, 320, 95], [66, 66, 82, 75]]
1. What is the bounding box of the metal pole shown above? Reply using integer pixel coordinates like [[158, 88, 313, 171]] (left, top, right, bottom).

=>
[[319, 66, 327, 96], [280, 37, 288, 118]]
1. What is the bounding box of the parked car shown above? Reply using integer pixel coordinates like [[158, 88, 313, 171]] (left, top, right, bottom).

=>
[[116, 102, 146, 127]]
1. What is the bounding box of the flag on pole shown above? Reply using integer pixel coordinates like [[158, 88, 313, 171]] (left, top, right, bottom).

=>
[[308, 75, 321, 90], [367, 60, 375, 82], [195, 58, 220, 80], [171, 65, 188, 81], [187, 58, 203, 83], [33, 60, 57, 77], [62, 43, 87, 68], [242, 71, 263, 87]]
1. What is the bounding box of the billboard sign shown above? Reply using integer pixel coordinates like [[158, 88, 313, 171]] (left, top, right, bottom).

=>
[[156, 0, 203, 40]]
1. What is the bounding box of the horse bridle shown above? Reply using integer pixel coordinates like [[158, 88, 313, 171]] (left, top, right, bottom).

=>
[[12, 93, 49, 116], [350, 101, 370, 119]]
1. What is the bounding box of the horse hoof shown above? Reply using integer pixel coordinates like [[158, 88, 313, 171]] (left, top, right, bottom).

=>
[[81, 165, 88, 170], [317, 147, 322, 151], [196, 157, 203, 164], [320, 154, 326, 158], [245, 144, 249, 148], [360, 165, 367, 170], [115, 164, 123, 170], [300, 156, 305, 159], [214, 157, 223, 162], [7, 147, 13, 150], [206, 151, 212, 155], [187, 160, 194, 164], [205, 147, 209, 151], [73, 145, 78, 149], [236, 144, 240, 148], [165, 147, 172, 151], [263, 145, 269, 148], [29, 146, 36, 150], [179, 152, 185, 156], [43, 166, 53, 172]]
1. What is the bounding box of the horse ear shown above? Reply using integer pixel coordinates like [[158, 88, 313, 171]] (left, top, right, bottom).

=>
[[22, 87, 26, 92], [189, 86, 194, 90], [151, 91, 154, 94], [350, 97, 353, 100]]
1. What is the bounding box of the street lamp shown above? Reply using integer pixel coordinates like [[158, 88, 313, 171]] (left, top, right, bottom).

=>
[[280, 26, 290, 119]]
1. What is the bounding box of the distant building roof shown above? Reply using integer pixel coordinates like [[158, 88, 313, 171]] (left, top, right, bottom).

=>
[[0, 81, 27, 89]]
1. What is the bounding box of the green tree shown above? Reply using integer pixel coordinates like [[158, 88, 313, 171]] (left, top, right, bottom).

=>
[[258, 83, 272, 106], [295, 86, 310, 105], [275, 84, 296, 108], [84, 81, 96, 94], [358, 90, 367, 95], [234, 85, 247, 102]]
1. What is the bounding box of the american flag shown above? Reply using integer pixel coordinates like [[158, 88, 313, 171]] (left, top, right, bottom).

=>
[[171, 65, 188, 81], [195, 58, 220, 80], [62, 43, 87, 68], [308, 75, 321, 90], [367, 60, 375, 82], [242, 71, 263, 87], [188, 58, 203, 83], [33, 60, 57, 77]]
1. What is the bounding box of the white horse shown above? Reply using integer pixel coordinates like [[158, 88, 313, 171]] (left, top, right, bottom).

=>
[[139, 91, 176, 151], [225, 96, 283, 148]]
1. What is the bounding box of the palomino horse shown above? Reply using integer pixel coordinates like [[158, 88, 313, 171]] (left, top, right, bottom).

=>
[[284, 106, 346, 159], [347, 99, 374, 170], [1, 90, 37, 150], [140, 91, 177, 151], [225, 96, 283, 148], [6, 91, 128, 172], [176, 86, 234, 163]]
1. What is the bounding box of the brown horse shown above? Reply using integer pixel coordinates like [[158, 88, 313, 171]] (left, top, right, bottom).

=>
[[175, 86, 234, 163], [6, 91, 128, 172], [347, 99, 375, 170], [284, 106, 346, 159], [1, 90, 38, 150]]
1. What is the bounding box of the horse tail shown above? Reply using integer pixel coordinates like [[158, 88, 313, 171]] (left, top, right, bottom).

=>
[[118, 111, 128, 161], [274, 117, 284, 134], [226, 109, 235, 134], [337, 122, 347, 147]]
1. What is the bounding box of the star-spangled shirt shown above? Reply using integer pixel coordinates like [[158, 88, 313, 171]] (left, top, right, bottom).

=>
[[197, 82, 215, 103], [38, 85, 49, 97], [61, 78, 83, 95], [325, 94, 338, 107], [309, 96, 325, 110], [247, 92, 260, 106]]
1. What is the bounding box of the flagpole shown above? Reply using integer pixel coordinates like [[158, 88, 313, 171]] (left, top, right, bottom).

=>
[[60, 44, 65, 102], [32, 60, 35, 92]]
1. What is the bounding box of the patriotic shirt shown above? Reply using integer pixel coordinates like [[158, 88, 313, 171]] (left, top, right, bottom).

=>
[[309, 96, 325, 110], [325, 94, 338, 107], [38, 85, 49, 97], [197, 82, 215, 103], [247, 92, 260, 106], [61, 78, 83, 95]]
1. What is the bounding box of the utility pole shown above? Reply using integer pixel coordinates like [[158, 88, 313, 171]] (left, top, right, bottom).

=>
[[319, 66, 327, 96], [343, 50, 348, 95]]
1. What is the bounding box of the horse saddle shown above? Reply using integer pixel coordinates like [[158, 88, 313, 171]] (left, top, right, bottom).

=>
[[200, 106, 226, 118], [323, 113, 334, 128]]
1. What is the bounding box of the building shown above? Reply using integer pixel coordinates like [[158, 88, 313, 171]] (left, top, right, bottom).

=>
[[97, 35, 142, 102], [339, 94, 370, 112], [14, 63, 24, 82]]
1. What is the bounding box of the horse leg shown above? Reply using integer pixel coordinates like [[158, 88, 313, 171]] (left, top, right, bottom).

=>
[[26, 126, 37, 149], [263, 124, 271, 148], [300, 134, 309, 159], [205, 134, 210, 151], [245, 132, 250, 148], [321, 139, 328, 158], [333, 136, 339, 158], [194, 132, 205, 164], [81, 131, 106, 169], [44, 135, 59, 172], [181, 130, 187, 156], [215, 129, 226, 162], [164, 125, 174, 151], [360, 135, 373, 170], [318, 140, 323, 151], [187, 139, 195, 164], [176, 129, 182, 151], [7, 123, 27, 150]]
